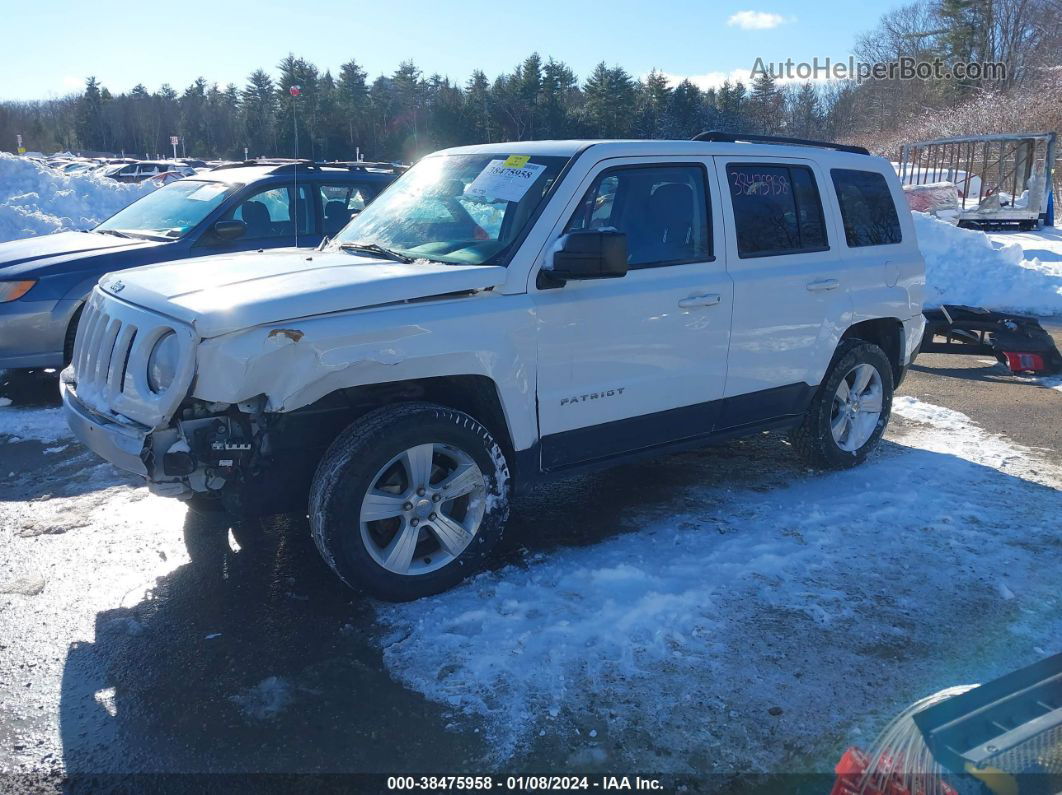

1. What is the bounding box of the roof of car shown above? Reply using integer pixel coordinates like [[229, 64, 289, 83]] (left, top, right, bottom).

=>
[[185, 163, 401, 185], [435, 139, 885, 167]]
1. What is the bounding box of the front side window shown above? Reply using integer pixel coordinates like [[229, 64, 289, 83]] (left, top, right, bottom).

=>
[[726, 163, 828, 257], [223, 183, 312, 239], [95, 179, 235, 239], [566, 165, 711, 268], [333, 153, 569, 266], [831, 169, 902, 247]]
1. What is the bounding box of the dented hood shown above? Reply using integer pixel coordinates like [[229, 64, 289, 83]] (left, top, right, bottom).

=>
[[101, 248, 507, 338]]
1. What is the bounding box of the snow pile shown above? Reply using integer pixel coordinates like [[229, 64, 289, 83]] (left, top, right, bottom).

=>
[[0, 153, 153, 243], [374, 400, 1062, 767], [913, 212, 1062, 315]]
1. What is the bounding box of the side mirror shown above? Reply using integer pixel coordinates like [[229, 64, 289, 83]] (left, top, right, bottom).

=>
[[212, 219, 247, 242], [547, 230, 628, 284]]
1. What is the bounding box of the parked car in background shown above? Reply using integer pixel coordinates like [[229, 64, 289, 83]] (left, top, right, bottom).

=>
[[103, 161, 179, 183], [0, 161, 401, 369], [148, 163, 199, 186]]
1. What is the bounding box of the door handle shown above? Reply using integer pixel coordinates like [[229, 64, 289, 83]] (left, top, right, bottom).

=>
[[678, 293, 722, 308], [806, 278, 840, 292]]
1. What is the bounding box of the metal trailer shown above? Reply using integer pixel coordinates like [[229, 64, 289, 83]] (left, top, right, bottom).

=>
[[898, 132, 1056, 229], [920, 305, 1062, 375]]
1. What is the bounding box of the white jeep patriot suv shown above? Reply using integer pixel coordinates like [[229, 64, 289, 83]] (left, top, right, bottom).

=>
[[62, 133, 926, 601]]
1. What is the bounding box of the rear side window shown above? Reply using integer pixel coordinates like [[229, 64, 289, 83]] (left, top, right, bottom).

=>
[[726, 163, 827, 257], [831, 169, 902, 246], [320, 183, 380, 237], [566, 164, 711, 269]]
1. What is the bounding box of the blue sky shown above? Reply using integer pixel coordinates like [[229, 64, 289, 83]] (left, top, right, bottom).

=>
[[2, 0, 899, 100]]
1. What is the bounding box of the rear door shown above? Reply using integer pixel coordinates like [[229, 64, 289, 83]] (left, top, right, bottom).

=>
[[825, 166, 915, 328], [713, 156, 851, 427], [532, 158, 733, 469]]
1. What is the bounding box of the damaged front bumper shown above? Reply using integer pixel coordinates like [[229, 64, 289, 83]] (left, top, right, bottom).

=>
[[61, 375, 151, 478], [61, 373, 245, 499]]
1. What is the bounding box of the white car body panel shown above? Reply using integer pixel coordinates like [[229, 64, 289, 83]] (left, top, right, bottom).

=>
[[193, 291, 541, 450]]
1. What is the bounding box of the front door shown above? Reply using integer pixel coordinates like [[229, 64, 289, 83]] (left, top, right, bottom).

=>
[[532, 158, 733, 470], [205, 182, 318, 252]]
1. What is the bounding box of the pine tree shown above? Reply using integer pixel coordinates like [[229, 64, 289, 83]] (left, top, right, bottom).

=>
[[748, 72, 783, 134], [540, 58, 578, 139], [337, 59, 369, 151], [664, 79, 703, 138], [583, 63, 635, 138], [786, 82, 821, 139], [635, 69, 671, 139], [464, 70, 493, 143], [75, 77, 105, 151], [241, 69, 276, 158], [276, 54, 321, 159], [391, 60, 423, 158]]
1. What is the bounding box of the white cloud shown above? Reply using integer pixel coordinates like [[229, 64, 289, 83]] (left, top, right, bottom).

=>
[[655, 69, 751, 91], [727, 10, 791, 30], [652, 63, 836, 91]]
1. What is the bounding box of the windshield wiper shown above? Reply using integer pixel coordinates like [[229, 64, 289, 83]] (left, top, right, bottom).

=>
[[338, 241, 413, 264], [96, 229, 134, 239]]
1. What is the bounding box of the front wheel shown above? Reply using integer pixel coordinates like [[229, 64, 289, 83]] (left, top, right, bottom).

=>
[[789, 340, 894, 469], [310, 402, 511, 601]]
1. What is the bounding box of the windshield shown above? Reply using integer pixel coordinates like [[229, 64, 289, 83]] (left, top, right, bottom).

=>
[[333, 153, 569, 265], [96, 179, 235, 239]]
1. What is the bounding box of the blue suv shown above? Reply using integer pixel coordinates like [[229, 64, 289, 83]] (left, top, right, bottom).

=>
[[0, 161, 401, 369]]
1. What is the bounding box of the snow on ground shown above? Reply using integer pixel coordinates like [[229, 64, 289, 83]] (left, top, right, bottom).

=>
[[0, 153, 153, 243], [913, 212, 1062, 316], [0, 403, 71, 443], [375, 398, 1062, 768]]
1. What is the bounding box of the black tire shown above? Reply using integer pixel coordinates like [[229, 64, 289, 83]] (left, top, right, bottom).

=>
[[309, 402, 511, 601], [789, 340, 894, 469]]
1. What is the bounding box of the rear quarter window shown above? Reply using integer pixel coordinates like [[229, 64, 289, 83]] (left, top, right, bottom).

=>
[[726, 163, 827, 257], [830, 169, 902, 247]]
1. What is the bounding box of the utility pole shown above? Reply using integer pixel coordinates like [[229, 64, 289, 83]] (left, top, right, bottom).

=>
[[289, 85, 302, 247]]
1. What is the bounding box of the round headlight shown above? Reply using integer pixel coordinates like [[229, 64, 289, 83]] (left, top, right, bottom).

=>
[[147, 332, 179, 393]]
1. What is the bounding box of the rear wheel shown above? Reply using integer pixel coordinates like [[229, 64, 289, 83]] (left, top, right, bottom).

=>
[[310, 402, 510, 601], [789, 340, 894, 469]]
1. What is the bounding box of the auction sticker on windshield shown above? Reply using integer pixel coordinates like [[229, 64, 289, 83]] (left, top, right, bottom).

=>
[[464, 158, 546, 203]]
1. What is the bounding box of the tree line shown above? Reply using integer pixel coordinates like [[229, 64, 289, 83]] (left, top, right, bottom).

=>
[[1, 0, 1057, 162], [0, 55, 833, 162]]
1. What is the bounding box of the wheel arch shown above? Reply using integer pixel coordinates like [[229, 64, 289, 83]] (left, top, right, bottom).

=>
[[841, 317, 904, 383], [62, 301, 86, 365], [294, 374, 519, 471], [215, 374, 522, 518]]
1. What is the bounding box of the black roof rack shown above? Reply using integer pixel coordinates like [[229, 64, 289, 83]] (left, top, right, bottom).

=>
[[691, 130, 870, 156], [323, 160, 409, 174], [210, 159, 408, 174]]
